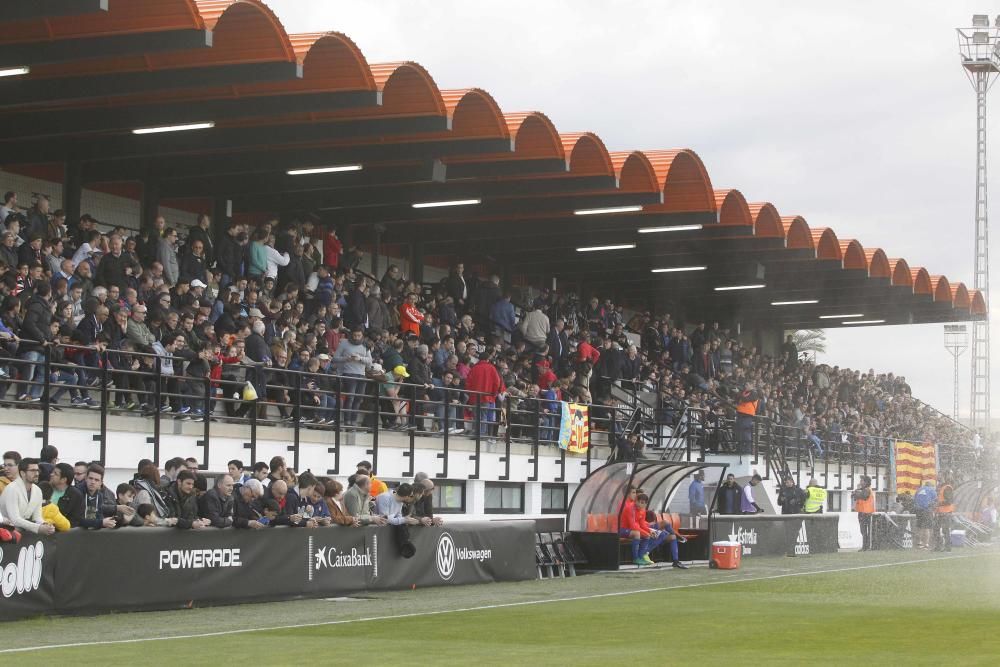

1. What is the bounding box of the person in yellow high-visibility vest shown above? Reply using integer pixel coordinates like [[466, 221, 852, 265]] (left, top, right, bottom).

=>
[[804, 478, 827, 514]]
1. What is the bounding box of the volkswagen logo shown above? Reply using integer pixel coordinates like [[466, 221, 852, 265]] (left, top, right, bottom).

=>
[[435, 532, 456, 580]]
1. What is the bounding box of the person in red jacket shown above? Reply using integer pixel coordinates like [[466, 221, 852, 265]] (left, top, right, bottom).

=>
[[463, 349, 506, 438], [323, 227, 342, 270], [617, 486, 648, 565], [635, 493, 687, 568], [577, 333, 601, 365], [400, 292, 423, 337]]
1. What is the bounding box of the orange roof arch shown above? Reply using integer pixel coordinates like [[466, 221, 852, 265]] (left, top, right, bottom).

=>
[[865, 249, 891, 279], [811, 228, 841, 261], [504, 112, 563, 159], [370, 62, 446, 116], [715, 190, 752, 228], [642, 150, 715, 213], [9, 0, 203, 42], [781, 216, 814, 251], [26, 0, 296, 77], [610, 152, 660, 193], [971, 290, 988, 316], [296, 32, 375, 91], [911, 268, 932, 295], [748, 203, 784, 238], [930, 275, 952, 303], [839, 240, 867, 271], [889, 259, 912, 287], [560, 133, 614, 177], [441, 89, 508, 138], [951, 283, 971, 310]]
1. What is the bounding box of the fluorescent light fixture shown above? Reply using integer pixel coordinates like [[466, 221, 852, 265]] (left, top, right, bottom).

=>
[[411, 198, 481, 209], [771, 299, 819, 306], [0, 66, 30, 78], [132, 122, 215, 135], [576, 243, 636, 252], [651, 265, 707, 273], [286, 165, 363, 176], [818, 313, 864, 319], [842, 319, 886, 325], [573, 205, 643, 216], [713, 284, 765, 291], [638, 224, 703, 234]]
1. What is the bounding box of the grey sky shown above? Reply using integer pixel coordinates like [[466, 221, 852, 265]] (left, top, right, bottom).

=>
[[268, 0, 997, 420]]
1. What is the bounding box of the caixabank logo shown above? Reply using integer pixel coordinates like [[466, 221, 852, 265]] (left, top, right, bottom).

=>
[[435, 531, 493, 581], [308, 534, 376, 582], [1, 541, 44, 598]]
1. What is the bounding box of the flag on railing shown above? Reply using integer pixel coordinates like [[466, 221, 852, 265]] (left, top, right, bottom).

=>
[[894, 441, 936, 495], [558, 402, 590, 454]]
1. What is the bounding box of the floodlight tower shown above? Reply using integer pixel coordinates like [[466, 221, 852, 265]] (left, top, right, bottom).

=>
[[957, 15, 1000, 427], [944, 325, 969, 421]]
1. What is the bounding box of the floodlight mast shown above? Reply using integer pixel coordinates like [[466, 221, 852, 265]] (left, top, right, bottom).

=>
[[944, 325, 970, 421], [957, 15, 1000, 427]]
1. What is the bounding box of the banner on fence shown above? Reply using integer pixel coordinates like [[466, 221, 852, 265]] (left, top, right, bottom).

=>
[[895, 441, 937, 495], [558, 402, 590, 453]]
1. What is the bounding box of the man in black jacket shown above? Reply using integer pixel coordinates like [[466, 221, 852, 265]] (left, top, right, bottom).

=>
[[17, 282, 53, 401], [777, 476, 806, 514], [186, 214, 215, 268], [95, 235, 139, 293], [51, 463, 84, 527], [164, 470, 208, 529], [233, 478, 267, 529], [716, 474, 742, 515], [81, 463, 120, 530], [216, 222, 244, 288], [343, 278, 368, 331], [199, 474, 235, 528]]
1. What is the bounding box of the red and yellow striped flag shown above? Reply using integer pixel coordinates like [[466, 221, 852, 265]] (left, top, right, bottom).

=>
[[895, 441, 936, 495]]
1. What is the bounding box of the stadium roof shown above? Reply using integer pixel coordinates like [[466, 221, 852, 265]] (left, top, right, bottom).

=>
[[1, 0, 985, 329]]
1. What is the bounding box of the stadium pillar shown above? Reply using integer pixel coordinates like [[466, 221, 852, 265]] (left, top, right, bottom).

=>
[[212, 198, 231, 235], [410, 237, 424, 285], [63, 160, 82, 226], [141, 177, 161, 232]]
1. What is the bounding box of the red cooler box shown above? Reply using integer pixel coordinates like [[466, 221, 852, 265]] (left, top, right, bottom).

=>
[[710, 541, 741, 570]]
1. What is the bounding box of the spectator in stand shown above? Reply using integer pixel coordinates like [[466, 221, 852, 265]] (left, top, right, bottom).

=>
[[50, 462, 84, 527], [233, 477, 266, 529], [0, 458, 56, 535], [38, 481, 71, 532], [200, 474, 235, 528], [375, 482, 419, 557], [344, 474, 385, 526], [464, 349, 505, 440], [323, 478, 359, 526], [81, 463, 119, 529], [0, 192, 16, 225], [0, 450, 21, 494], [334, 327, 372, 427], [164, 470, 208, 529], [411, 473, 443, 526]]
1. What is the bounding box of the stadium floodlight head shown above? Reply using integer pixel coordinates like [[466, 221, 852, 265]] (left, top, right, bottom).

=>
[[286, 165, 363, 176], [0, 66, 29, 78], [132, 122, 215, 135], [973, 14, 990, 27], [637, 224, 703, 234], [573, 205, 643, 216], [944, 324, 970, 420], [575, 244, 635, 252], [411, 198, 481, 209]]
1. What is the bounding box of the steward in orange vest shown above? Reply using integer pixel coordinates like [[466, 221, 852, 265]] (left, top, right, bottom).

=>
[[935, 478, 955, 552], [852, 475, 876, 551]]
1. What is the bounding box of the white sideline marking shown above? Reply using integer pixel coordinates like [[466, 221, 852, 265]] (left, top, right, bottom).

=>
[[2, 551, 994, 655]]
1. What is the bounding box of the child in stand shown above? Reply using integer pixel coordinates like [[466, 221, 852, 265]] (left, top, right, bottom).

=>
[[38, 481, 71, 532], [136, 503, 178, 527]]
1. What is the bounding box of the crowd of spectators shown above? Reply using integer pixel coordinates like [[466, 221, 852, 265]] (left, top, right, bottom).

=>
[[0, 190, 989, 470], [0, 443, 442, 542]]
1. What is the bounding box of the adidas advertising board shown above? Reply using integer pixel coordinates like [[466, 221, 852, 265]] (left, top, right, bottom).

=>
[[1, 522, 535, 622], [711, 514, 838, 558]]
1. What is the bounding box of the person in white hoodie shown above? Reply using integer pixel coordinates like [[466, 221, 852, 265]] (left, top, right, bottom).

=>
[[0, 457, 55, 535], [334, 327, 373, 426]]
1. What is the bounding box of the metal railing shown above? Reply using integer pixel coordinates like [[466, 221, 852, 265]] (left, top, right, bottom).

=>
[[0, 343, 637, 480]]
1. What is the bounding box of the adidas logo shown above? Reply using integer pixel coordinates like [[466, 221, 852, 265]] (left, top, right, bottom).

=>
[[795, 521, 810, 555], [902, 520, 913, 549]]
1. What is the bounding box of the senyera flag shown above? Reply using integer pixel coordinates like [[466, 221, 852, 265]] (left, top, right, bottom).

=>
[[558, 402, 590, 453], [895, 441, 936, 495]]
